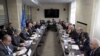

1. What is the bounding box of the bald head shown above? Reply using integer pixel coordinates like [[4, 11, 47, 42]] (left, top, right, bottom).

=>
[[90, 39, 100, 49], [2, 35, 12, 45]]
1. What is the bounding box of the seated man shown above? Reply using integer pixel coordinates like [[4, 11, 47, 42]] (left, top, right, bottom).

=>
[[6, 23, 15, 36], [27, 22, 34, 36], [47, 20, 51, 30], [0, 25, 7, 39], [76, 27, 84, 45], [76, 27, 84, 42], [0, 35, 18, 56], [32, 22, 36, 32], [12, 29, 25, 47], [89, 39, 100, 56], [40, 20, 46, 26], [80, 32, 91, 56], [34, 22, 41, 29], [20, 28, 31, 40], [51, 19, 57, 31], [66, 25, 79, 44]]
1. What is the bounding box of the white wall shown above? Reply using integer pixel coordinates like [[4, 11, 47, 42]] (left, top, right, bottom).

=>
[[76, 0, 100, 41], [32, 3, 70, 22], [75, 0, 94, 32], [7, 0, 22, 29], [90, 0, 100, 40], [69, 1, 76, 24]]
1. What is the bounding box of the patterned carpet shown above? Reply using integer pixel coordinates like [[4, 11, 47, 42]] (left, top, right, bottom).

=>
[[40, 31, 63, 56]]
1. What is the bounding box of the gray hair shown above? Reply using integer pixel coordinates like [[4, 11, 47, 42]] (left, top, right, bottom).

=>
[[90, 38, 100, 46]]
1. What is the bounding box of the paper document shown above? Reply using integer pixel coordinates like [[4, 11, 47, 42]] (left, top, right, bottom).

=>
[[30, 34, 38, 39], [27, 49, 32, 56], [72, 45, 79, 50], [25, 40, 33, 46], [17, 47, 27, 55], [65, 46, 68, 49]]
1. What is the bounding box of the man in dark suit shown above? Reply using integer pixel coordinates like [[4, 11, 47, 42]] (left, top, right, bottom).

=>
[[20, 28, 31, 40], [0, 34, 17, 56], [27, 22, 34, 36], [40, 20, 46, 26], [79, 32, 91, 56], [66, 25, 79, 44], [51, 19, 57, 31], [47, 20, 51, 30], [75, 27, 85, 45], [6, 23, 15, 36], [11, 29, 25, 47], [0, 25, 7, 39], [32, 22, 36, 32], [89, 39, 100, 56]]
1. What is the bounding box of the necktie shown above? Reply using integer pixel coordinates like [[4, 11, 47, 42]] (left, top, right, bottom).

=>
[[90, 50, 94, 56], [6, 46, 12, 55], [90, 48, 99, 56]]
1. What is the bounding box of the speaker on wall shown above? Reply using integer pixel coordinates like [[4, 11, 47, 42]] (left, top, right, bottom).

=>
[[37, 8, 40, 11], [63, 8, 66, 11]]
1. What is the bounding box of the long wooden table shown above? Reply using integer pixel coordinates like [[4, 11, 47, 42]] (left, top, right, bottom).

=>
[[57, 24, 83, 56], [16, 25, 47, 56]]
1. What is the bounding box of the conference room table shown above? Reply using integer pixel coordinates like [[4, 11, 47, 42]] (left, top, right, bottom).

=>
[[29, 25, 47, 56], [14, 24, 84, 56], [57, 24, 84, 56], [13, 25, 47, 56]]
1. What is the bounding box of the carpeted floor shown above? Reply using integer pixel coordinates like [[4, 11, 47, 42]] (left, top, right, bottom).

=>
[[40, 31, 63, 56]]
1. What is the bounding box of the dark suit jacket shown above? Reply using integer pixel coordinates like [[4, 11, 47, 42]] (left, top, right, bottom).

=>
[[82, 38, 91, 56], [80, 32, 90, 50], [90, 47, 100, 56], [34, 24, 41, 29], [11, 35, 24, 46], [28, 28, 33, 36], [0, 42, 17, 56], [61, 23, 66, 30], [32, 26, 36, 32], [20, 31, 31, 40], [6, 27, 14, 36], [0, 30, 7, 39], [67, 30, 79, 44], [80, 32, 91, 56], [47, 20, 51, 30], [40, 20, 46, 26]]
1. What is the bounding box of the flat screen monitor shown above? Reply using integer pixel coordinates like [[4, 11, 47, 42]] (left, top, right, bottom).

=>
[[44, 9, 59, 18]]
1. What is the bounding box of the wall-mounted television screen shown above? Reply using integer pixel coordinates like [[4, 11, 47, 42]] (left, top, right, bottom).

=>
[[44, 9, 59, 18]]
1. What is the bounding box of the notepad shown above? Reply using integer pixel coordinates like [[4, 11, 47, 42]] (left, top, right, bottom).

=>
[[30, 34, 38, 39], [30, 36, 36, 39], [17, 47, 27, 55], [65, 46, 68, 49], [72, 45, 79, 50], [22, 55, 27, 56], [25, 40, 33, 46], [27, 49, 32, 56], [77, 55, 80, 56]]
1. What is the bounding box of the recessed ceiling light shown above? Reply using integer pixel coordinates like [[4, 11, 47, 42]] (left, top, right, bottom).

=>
[[31, 0, 38, 4]]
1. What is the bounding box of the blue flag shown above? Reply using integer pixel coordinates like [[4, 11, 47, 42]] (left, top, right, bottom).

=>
[[21, 9, 26, 30]]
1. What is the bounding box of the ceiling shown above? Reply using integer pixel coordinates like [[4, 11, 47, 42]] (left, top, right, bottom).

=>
[[23, 0, 38, 7], [38, 0, 75, 3], [23, 0, 75, 6]]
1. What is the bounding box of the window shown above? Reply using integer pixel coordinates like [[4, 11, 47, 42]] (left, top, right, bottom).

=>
[[25, 5, 32, 19], [70, 1, 76, 24], [0, 0, 8, 26]]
